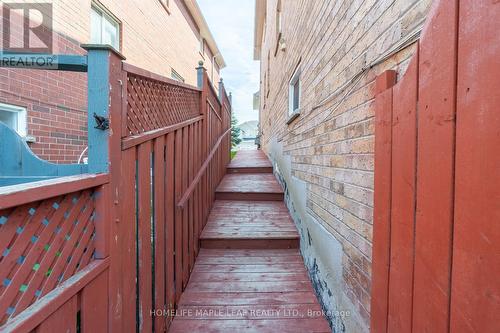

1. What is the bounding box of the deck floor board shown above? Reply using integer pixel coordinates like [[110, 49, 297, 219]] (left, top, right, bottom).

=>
[[169, 151, 330, 332], [170, 249, 330, 333], [228, 150, 273, 170]]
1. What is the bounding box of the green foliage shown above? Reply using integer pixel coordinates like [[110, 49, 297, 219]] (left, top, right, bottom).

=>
[[231, 113, 242, 147]]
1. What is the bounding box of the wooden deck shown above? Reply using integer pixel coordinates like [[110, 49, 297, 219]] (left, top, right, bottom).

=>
[[169, 150, 330, 332], [200, 200, 300, 249], [227, 149, 273, 173], [216, 174, 284, 201]]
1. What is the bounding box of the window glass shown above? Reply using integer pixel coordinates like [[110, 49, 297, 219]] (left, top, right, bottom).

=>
[[102, 16, 119, 48], [293, 80, 300, 111], [90, 8, 101, 44], [90, 5, 120, 50], [0, 103, 27, 137], [288, 65, 301, 115]]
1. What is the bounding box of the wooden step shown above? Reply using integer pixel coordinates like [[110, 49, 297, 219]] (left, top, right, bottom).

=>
[[215, 174, 284, 201], [227, 150, 274, 174], [168, 249, 330, 333], [227, 166, 273, 174], [200, 201, 299, 249]]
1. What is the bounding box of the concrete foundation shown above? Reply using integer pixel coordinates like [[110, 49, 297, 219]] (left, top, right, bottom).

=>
[[266, 137, 368, 333]]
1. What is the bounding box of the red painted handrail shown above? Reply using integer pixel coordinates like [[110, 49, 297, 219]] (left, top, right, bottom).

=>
[[177, 127, 231, 208]]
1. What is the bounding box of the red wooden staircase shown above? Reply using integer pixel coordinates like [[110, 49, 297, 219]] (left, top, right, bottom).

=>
[[169, 150, 330, 332]]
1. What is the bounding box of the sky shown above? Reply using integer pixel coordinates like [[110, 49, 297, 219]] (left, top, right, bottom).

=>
[[197, 0, 260, 125]]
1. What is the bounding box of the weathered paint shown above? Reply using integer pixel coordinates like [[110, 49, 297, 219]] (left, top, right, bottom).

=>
[[267, 136, 366, 333], [371, 1, 500, 331], [0, 53, 87, 72], [0, 122, 87, 186]]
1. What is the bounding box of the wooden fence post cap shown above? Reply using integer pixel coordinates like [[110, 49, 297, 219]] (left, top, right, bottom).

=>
[[375, 70, 397, 95]]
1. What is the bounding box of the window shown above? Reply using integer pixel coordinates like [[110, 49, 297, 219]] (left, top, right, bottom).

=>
[[274, 1, 283, 56], [0, 103, 27, 137], [90, 3, 120, 50], [276, 1, 282, 37], [288, 64, 301, 116], [266, 52, 270, 97], [171, 68, 185, 83], [199, 38, 205, 55]]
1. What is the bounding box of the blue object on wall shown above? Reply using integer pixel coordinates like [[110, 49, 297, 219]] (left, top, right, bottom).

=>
[[0, 122, 87, 186]]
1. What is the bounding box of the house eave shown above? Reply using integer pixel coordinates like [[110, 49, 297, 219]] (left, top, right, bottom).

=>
[[184, 0, 226, 68], [253, 0, 266, 60]]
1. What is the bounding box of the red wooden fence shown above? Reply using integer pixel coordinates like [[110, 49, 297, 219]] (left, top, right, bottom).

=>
[[117, 62, 231, 332], [0, 175, 110, 332], [371, 0, 499, 332], [0, 52, 231, 332]]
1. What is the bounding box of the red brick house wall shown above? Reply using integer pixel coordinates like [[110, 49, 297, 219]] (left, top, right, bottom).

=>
[[0, 8, 88, 163]]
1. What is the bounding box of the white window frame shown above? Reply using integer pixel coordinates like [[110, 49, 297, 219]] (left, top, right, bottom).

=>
[[0, 102, 27, 137], [91, 3, 121, 50], [199, 38, 205, 56], [288, 65, 301, 116]]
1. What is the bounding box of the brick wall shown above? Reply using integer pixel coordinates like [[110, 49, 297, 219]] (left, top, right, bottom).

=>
[[256, 0, 432, 331], [0, 0, 221, 163], [0, 8, 87, 163]]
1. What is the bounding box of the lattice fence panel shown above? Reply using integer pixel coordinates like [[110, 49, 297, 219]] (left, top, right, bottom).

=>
[[0, 189, 96, 324], [126, 74, 201, 136], [207, 84, 221, 120]]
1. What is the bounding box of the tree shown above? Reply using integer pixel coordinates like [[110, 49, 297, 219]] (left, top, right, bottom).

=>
[[231, 113, 242, 147]]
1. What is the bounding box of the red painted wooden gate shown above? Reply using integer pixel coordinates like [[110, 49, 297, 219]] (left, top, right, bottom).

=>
[[113, 62, 231, 332], [371, 0, 499, 332]]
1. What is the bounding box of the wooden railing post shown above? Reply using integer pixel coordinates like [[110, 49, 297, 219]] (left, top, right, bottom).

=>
[[197, 61, 208, 222], [82, 44, 126, 333], [218, 78, 224, 103]]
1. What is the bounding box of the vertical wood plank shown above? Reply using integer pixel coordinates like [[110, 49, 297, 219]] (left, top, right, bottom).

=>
[[370, 71, 396, 333], [174, 129, 183, 302], [412, 1, 458, 331], [193, 122, 200, 258], [137, 142, 152, 333], [450, 1, 500, 331], [93, 184, 110, 259], [387, 52, 419, 333], [188, 124, 195, 271], [121, 147, 137, 331], [81, 271, 108, 333], [35, 296, 77, 333], [182, 127, 189, 288], [107, 50, 126, 333], [165, 132, 175, 324], [154, 136, 166, 333]]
